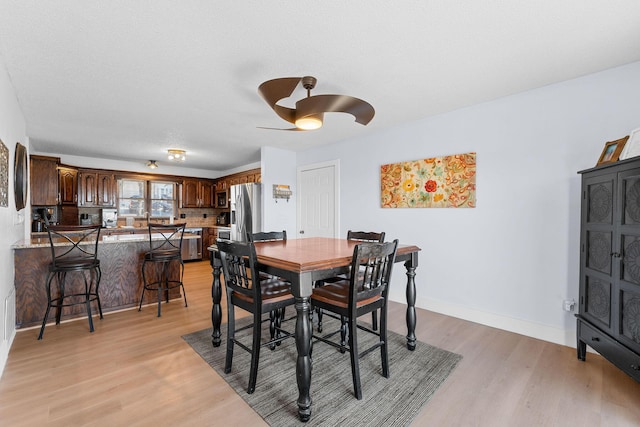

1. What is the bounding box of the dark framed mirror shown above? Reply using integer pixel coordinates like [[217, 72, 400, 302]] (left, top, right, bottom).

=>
[[14, 142, 27, 211]]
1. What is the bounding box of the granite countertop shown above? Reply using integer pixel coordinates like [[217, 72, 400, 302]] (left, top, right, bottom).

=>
[[13, 232, 200, 249]]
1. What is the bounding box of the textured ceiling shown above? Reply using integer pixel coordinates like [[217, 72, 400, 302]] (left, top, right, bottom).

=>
[[0, 1, 639, 172]]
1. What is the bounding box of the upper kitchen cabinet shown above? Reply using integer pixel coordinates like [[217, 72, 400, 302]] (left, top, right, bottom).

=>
[[30, 155, 59, 205], [182, 178, 214, 208], [221, 168, 261, 189], [57, 166, 78, 205], [78, 170, 116, 207]]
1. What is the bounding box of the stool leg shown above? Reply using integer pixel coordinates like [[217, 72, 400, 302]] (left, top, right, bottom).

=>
[[83, 271, 94, 333], [38, 272, 56, 340], [95, 267, 103, 319], [139, 260, 148, 312], [55, 272, 66, 325], [180, 261, 187, 307], [157, 261, 164, 317]]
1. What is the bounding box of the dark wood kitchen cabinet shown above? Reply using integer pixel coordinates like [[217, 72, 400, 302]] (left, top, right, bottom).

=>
[[30, 155, 59, 205], [57, 166, 78, 205], [577, 157, 640, 382], [78, 170, 116, 207], [182, 178, 214, 208]]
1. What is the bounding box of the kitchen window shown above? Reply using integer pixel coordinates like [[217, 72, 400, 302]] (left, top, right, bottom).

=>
[[150, 181, 175, 219], [118, 179, 146, 217], [117, 179, 176, 219]]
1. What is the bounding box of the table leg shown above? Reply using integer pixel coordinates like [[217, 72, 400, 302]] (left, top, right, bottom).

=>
[[295, 296, 312, 421], [211, 260, 222, 347], [405, 255, 418, 351]]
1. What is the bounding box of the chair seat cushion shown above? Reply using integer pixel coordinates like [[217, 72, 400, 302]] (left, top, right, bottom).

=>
[[145, 249, 181, 261], [232, 278, 294, 304], [311, 281, 382, 309], [51, 257, 100, 271]]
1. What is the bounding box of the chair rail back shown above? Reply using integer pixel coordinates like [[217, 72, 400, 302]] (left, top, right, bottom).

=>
[[148, 223, 186, 253], [217, 239, 260, 301], [249, 230, 287, 242], [46, 224, 101, 266], [347, 230, 385, 243], [349, 240, 398, 307]]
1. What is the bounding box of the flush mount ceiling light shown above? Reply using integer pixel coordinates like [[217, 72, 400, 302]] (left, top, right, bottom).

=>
[[167, 149, 186, 162], [258, 75, 374, 131], [146, 160, 158, 169]]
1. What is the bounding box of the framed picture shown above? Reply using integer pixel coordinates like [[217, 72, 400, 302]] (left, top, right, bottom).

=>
[[597, 136, 628, 166], [0, 139, 7, 207], [619, 128, 640, 161], [14, 142, 27, 211]]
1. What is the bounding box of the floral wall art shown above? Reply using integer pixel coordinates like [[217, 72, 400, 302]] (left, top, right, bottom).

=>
[[380, 152, 476, 208]]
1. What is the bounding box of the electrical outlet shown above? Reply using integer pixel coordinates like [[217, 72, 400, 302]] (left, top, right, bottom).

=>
[[563, 299, 575, 312]]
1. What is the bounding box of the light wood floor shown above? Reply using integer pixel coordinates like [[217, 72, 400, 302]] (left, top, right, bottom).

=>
[[1, 260, 639, 426]]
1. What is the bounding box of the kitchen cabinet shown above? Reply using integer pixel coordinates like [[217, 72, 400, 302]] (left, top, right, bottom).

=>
[[182, 178, 214, 208], [58, 166, 78, 205], [577, 157, 640, 382], [78, 170, 116, 207], [30, 155, 59, 206]]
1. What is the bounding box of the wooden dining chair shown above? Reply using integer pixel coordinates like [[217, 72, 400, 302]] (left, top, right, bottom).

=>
[[249, 230, 288, 347], [217, 239, 295, 394], [316, 230, 386, 332], [311, 239, 399, 400]]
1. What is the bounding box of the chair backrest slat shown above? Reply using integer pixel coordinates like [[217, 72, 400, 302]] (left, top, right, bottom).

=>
[[249, 230, 287, 242], [217, 239, 259, 300], [347, 230, 385, 243], [349, 240, 398, 307]]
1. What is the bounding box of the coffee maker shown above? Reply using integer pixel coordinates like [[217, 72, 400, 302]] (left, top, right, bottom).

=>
[[32, 207, 55, 232]]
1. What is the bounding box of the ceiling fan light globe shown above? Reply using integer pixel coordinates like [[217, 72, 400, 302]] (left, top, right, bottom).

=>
[[295, 115, 323, 130]]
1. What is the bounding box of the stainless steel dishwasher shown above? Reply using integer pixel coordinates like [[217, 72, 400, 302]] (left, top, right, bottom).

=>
[[182, 227, 202, 261]]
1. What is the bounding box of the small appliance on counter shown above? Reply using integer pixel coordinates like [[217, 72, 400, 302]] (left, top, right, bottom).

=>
[[32, 207, 57, 231], [80, 213, 92, 225], [102, 209, 118, 228]]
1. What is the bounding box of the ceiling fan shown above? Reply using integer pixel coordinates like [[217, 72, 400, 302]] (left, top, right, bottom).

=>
[[257, 76, 375, 131]]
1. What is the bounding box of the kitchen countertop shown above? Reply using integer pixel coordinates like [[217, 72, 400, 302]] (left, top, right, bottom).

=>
[[12, 232, 200, 249]]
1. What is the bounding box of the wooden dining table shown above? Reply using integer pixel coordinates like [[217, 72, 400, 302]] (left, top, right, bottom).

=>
[[208, 237, 421, 422]]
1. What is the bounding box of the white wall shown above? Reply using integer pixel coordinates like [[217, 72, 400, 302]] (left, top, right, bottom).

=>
[[297, 61, 640, 347], [0, 59, 28, 376], [261, 146, 297, 238]]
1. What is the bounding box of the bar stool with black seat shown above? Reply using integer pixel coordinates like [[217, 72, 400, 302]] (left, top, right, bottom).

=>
[[316, 230, 386, 332], [139, 223, 188, 317], [217, 239, 295, 394], [311, 239, 398, 400], [38, 224, 103, 340]]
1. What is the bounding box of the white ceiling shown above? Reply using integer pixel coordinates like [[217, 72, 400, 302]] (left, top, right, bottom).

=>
[[0, 1, 639, 172]]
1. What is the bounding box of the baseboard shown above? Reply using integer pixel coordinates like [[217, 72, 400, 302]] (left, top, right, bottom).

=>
[[389, 293, 576, 348]]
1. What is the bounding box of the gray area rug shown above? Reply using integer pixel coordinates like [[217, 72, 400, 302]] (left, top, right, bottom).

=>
[[183, 318, 462, 426]]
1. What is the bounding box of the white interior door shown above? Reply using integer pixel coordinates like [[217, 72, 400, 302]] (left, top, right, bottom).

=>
[[297, 160, 339, 238]]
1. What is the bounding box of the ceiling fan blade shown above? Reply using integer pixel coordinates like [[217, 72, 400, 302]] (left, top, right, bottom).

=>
[[256, 126, 305, 131], [258, 77, 301, 124], [295, 94, 375, 125]]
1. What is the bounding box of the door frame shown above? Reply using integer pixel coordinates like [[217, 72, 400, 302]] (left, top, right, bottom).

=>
[[296, 159, 340, 238]]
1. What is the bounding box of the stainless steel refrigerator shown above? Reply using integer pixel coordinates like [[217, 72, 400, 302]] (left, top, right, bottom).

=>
[[229, 183, 262, 241]]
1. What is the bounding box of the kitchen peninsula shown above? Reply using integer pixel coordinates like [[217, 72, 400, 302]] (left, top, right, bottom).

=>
[[12, 231, 200, 329]]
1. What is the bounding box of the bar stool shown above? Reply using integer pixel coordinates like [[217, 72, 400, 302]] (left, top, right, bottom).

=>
[[139, 223, 188, 317], [38, 224, 103, 340]]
